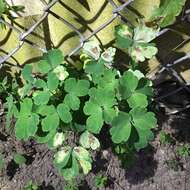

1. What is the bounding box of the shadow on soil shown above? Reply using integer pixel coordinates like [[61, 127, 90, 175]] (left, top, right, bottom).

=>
[[124, 146, 157, 185]]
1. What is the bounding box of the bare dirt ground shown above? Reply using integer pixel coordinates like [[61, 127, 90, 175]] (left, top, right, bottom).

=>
[[0, 106, 190, 190]]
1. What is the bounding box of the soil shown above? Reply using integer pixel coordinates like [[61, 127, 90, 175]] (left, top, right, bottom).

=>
[[1, 82, 190, 190]]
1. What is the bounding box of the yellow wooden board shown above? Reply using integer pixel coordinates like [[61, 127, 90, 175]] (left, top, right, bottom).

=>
[[1, 0, 190, 82]]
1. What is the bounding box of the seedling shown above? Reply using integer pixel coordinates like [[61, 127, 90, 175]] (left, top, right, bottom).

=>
[[177, 144, 190, 157], [159, 131, 174, 145], [164, 159, 182, 171], [64, 181, 78, 190], [13, 153, 26, 165], [24, 181, 39, 190], [94, 174, 108, 188], [0, 153, 4, 170]]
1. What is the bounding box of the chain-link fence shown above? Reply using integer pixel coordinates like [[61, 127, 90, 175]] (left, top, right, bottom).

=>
[[0, 0, 190, 114]]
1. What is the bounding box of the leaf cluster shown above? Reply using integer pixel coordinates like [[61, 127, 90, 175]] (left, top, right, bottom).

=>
[[149, 0, 187, 27], [5, 39, 156, 180], [115, 23, 159, 62]]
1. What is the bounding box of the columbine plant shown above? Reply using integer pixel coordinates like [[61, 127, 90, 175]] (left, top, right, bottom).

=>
[[3, 0, 188, 181], [5, 39, 156, 180]]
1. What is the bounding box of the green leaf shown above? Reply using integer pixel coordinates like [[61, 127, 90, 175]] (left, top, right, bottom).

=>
[[19, 98, 33, 116], [136, 78, 153, 96], [22, 64, 33, 82], [35, 129, 56, 144], [64, 94, 80, 111], [130, 108, 157, 150], [64, 78, 90, 97], [0, 0, 6, 15], [135, 128, 154, 150], [15, 113, 39, 140], [115, 24, 133, 49], [18, 83, 33, 98], [54, 147, 80, 180], [110, 112, 132, 144], [133, 24, 159, 43], [83, 40, 101, 60], [127, 93, 148, 108], [61, 156, 79, 181], [92, 69, 119, 92], [86, 112, 104, 134], [57, 103, 72, 123], [33, 91, 51, 105], [150, 0, 186, 27], [36, 60, 51, 74], [83, 100, 103, 134], [73, 146, 92, 174], [13, 153, 26, 165], [89, 87, 116, 108], [101, 47, 116, 63], [34, 79, 47, 89], [41, 112, 59, 132], [53, 65, 69, 81], [54, 146, 72, 168], [64, 78, 76, 92], [79, 131, 100, 150], [71, 123, 86, 133], [103, 107, 118, 124], [47, 132, 65, 149], [47, 72, 59, 91], [36, 105, 56, 116], [84, 59, 105, 76], [128, 69, 145, 79], [119, 71, 151, 108], [130, 44, 158, 62], [130, 108, 157, 130], [75, 80, 90, 96], [43, 49, 64, 68], [84, 87, 117, 134], [119, 71, 139, 99], [64, 78, 90, 110]]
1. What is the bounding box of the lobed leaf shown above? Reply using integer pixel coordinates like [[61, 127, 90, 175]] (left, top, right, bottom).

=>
[[119, 71, 139, 99], [130, 108, 157, 150], [79, 131, 100, 150], [115, 24, 133, 49], [110, 112, 132, 144], [41, 112, 59, 132], [150, 0, 186, 27], [73, 146, 92, 174], [36, 60, 51, 74], [22, 64, 33, 82], [15, 113, 39, 140], [130, 108, 157, 130], [43, 49, 64, 68], [64, 94, 80, 111], [54, 146, 72, 168], [47, 132, 65, 149], [57, 103, 72, 123], [33, 91, 51, 105], [127, 92, 148, 108], [47, 72, 59, 91]]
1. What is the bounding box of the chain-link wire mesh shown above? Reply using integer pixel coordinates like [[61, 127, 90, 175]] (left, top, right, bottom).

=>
[[0, 0, 190, 114]]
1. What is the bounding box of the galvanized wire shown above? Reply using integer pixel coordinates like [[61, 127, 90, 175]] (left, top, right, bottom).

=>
[[0, 0, 190, 113]]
